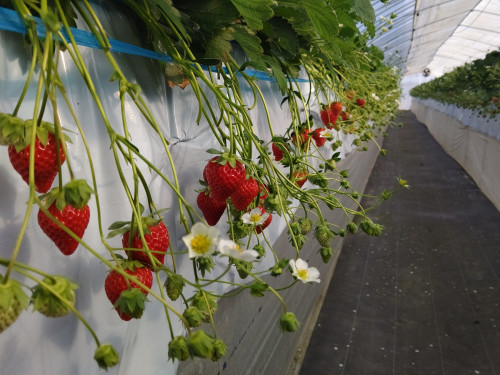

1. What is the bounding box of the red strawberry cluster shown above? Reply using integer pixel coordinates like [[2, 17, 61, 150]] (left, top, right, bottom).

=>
[[106, 210, 170, 321], [198, 154, 262, 226], [320, 101, 342, 129]]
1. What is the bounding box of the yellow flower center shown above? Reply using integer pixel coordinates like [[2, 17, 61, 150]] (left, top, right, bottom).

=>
[[191, 235, 211, 255], [234, 244, 243, 253], [250, 214, 262, 224], [297, 269, 308, 280]]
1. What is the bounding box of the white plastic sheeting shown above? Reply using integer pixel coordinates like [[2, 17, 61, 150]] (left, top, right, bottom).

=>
[[0, 4, 360, 375], [372, 0, 500, 78], [412, 99, 500, 212], [413, 97, 500, 141]]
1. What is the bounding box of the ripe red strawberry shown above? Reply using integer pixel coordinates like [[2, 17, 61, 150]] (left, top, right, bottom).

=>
[[197, 190, 227, 226], [340, 111, 350, 122], [291, 128, 310, 146], [104, 262, 153, 321], [123, 221, 169, 267], [204, 156, 246, 201], [320, 107, 333, 127], [231, 177, 259, 211], [355, 98, 366, 108], [255, 207, 272, 234], [329, 102, 343, 116], [293, 170, 308, 188], [312, 128, 327, 147], [8, 132, 65, 193], [272, 142, 285, 161], [38, 201, 90, 256]]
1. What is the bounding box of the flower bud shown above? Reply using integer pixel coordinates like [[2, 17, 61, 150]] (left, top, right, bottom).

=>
[[94, 344, 120, 370], [280, 312, 300, 332], [183, 306, 203, 328]]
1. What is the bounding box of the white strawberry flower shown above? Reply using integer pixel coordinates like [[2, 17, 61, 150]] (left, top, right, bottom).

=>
[[320, 129, 334, 140], [183, 222, 219, 258], [289, 258, 320, 283], [218, 239, 259, 262], [241, 208, 269, 226]]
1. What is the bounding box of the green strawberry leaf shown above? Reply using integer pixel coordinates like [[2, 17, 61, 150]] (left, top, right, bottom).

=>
[[230, 0, 274, 30], [206, 148, 223, 155], [107, 227, 131, 239], [233, 25, 264, 61]]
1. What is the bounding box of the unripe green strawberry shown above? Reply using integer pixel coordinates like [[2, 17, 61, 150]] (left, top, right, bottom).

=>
[[164, 273, 185, 301], [32, 275, 78, 317], [298, 218, 312, 235], [347, 221, 357, 233], [235, 259, 253, 279], [315, 225, 334, 247], [319, 247, 335, 263], [0, 277, 29, 333]]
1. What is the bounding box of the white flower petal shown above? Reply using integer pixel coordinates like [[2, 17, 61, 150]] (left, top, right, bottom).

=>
[[295, 258, 308, 270]]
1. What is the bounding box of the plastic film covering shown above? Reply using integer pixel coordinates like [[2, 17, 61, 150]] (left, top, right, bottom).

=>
[[0, 4, 358, 375], [371, 0, 500, 78]]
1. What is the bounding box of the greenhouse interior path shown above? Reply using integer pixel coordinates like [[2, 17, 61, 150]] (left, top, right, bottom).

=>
[[299, 111, 500, 375]]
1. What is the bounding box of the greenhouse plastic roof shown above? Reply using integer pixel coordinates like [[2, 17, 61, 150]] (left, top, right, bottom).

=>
[[372, 0, 500, 77]]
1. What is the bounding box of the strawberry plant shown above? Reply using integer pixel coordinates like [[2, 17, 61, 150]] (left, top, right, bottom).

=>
[[0, 0, 405, 372]]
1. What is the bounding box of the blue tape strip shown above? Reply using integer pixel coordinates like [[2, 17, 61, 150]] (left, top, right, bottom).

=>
[[0, 6, 309, 83]]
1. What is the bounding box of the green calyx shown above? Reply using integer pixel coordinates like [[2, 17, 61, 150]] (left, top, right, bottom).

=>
[[32, 275, 78, 318], [0, 114, 71, 151], [206, 148, 242, 169], [39, 180, 93, 211], [114, 287, 148, 319]]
